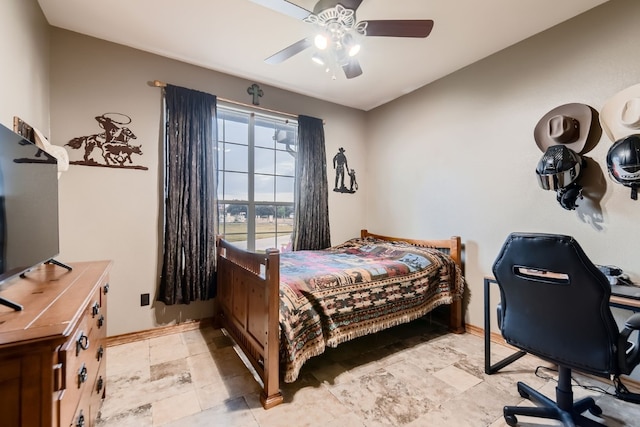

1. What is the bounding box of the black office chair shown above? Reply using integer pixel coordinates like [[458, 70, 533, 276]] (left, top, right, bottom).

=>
[[492, 232, 640, 427]]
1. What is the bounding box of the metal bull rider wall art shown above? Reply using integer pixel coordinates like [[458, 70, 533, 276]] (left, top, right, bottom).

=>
[[66, 113, 148, 170]]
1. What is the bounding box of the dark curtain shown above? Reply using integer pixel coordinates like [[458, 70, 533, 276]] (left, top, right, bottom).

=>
[[158, 84, 218, 305], [292, 115, 331, 250]]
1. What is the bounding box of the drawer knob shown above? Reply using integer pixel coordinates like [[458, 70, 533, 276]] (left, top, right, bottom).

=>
[[103, 283, 110, 294], [78, 364, 88, 387], [97, 376, 104, 393], [97, 345, 104, 361], [91, 302, 100, 317], [98, 314, 105, 328], [76, 410, 85, 427]]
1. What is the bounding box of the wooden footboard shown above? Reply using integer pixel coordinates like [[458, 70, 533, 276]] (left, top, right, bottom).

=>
[[216, 230, 464, 410], [215, 237, 283, 409]]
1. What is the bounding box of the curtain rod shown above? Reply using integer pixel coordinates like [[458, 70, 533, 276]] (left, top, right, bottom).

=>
[[152, 80, 299, 120]]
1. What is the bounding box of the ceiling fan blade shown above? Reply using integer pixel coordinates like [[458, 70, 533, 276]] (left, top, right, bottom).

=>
[[363, 20, 434, 38], [249, 0, 311, 20], [342, 59, 363, 79], [348, 0, 364, 11], [265, 38, 313, 64], [313, 0, 363, 14]]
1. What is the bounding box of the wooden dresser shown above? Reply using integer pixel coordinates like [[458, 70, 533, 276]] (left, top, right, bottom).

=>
[[0, 261, 111, 427]]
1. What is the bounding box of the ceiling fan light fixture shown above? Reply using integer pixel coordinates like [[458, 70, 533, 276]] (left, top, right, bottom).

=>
[[348, 43, 361, 57], [341, 33, 361, 57], [314, 33, 328, 50]]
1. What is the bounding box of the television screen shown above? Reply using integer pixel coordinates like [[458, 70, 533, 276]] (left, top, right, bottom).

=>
[[0, 122, 59, 285]]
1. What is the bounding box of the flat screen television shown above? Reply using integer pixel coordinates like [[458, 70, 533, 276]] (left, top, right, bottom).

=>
[[0, 122, 60, 309]]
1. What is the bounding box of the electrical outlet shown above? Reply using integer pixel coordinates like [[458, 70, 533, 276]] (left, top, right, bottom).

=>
[[140, 293, 150, 306]]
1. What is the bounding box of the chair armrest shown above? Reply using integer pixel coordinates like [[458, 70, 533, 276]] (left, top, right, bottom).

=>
[[619, 313, 640, 374]]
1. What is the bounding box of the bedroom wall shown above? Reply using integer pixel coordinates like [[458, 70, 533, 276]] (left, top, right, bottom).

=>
[[0, 0, 50, 132], [7, 0, 636, 340], [49, 29, 367, 336], [365, 0, 640, 333]]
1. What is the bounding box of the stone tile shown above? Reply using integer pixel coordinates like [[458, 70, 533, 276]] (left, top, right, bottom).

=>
[[187, 346, 250, 389], [181, 329, 214, 356], [404, 338, 467, 373], [245, 384, 352, 427], [433, 364, 483, 392], [215, 345, 257, 377], [96, 403, 152, 427], [99, 362, 193, 420], [151, 388, 201, 425], [329, 412, 368, 427], [150, 358, 189, 381], [107, 339, 150, 380], [309, 360, 357, 386], [212, 334, 234, 350], [408, 381, 520, 427], [595, 390, 640, 426], [149, 333, 190, 365], [186, 351, 219, 388], [384, 360, 459, 405], [162, 396, 259, 427], [329, 367, 435, 425], [195, 372, 262, 410]]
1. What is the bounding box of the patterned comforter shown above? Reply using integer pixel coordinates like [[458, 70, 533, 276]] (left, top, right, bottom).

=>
[[278, 237, 465, 382]]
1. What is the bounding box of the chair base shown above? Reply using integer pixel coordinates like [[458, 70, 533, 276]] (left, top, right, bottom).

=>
[[504, 367, 604, 427]]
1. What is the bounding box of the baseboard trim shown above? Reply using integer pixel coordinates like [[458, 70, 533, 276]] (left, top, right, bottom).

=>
[[465, 322, 512, 347], [106, 317, 216, 347]]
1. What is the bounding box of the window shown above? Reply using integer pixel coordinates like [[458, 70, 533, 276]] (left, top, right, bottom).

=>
[[217, 106, 297, 252]]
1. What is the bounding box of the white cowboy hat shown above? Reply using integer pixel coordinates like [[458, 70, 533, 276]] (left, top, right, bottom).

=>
[[34, 127, 69, 179], [534, 103, 594, 154], [600, 83, 640, 142]]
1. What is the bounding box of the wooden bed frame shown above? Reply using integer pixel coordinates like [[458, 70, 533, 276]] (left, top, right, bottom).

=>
[[215, 229, 464, 409]]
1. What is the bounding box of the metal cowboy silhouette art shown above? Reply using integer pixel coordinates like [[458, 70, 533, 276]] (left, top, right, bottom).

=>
[[333, 147, 357, 194], [66, 113, 147, 170]]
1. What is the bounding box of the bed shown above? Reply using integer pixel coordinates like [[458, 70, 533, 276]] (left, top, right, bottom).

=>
[[215, 229, 465, 409]]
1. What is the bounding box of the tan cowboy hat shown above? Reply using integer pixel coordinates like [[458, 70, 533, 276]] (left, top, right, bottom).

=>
[[534, 103, 594, 154], [600, 83, 640, 142]]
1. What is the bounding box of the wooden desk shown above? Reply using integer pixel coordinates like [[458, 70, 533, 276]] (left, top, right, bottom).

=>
[[484, 276, 640, 375]]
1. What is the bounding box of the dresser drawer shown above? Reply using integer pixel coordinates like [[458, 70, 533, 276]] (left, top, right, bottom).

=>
[[57, 284, 107, 427]]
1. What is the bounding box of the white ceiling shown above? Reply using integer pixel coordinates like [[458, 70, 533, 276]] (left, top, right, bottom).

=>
[[37, 0, 609, 111]]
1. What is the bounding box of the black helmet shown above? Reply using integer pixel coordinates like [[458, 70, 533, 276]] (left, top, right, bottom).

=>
[[606, 134, 640, 200], [556, 182, 583, 210], [536, 145, 583, 191]]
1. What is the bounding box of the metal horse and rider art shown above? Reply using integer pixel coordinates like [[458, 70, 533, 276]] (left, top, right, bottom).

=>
[[66, 113, 147, 170]]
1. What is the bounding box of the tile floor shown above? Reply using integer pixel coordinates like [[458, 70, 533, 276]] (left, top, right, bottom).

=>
[[96, 319, 640, 426]]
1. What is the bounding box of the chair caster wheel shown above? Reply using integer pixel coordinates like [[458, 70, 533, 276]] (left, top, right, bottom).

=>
[[589, 404, 603, 416], [504, 414, 518, 426]]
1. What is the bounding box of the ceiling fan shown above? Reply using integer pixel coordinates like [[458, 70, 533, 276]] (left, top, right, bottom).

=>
[[251, 0, 434, 79]]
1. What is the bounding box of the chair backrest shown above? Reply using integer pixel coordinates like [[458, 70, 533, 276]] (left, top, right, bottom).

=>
[[492, 232, 620, 377]]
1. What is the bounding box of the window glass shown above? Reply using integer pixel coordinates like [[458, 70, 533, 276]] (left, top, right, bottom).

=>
[[225, 143, 248, 172], [223, 171, 248, 201], [255, 147, 275, 174], [217, 106, 297, 251]]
